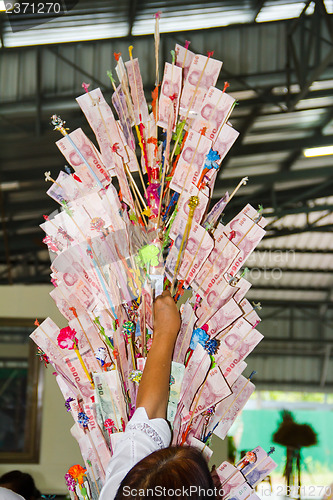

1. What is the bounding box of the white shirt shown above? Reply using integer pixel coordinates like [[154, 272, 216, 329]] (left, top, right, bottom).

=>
[[99, 407, 171, 500], [0, 487, 25, 500]]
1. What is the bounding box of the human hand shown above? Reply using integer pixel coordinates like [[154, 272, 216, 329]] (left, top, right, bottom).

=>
[[153, 290, 181, 341]]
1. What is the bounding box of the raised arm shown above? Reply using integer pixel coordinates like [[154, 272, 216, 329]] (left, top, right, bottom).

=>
[[136, 290, 181, 419]]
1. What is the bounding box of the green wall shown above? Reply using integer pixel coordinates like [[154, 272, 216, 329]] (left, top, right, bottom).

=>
[[236, 409, 332, 475]]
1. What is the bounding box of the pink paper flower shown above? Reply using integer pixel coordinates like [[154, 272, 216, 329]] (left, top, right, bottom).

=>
[[146, 338, 153, 352], [57, 327, 78, 350]]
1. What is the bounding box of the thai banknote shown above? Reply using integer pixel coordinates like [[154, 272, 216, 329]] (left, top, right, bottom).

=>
[[50, 285, 88, 321], [46, 171, 84, 206], [187, 365, 231, 420], [228, 482, 255, 500], [239, 298, 261, 327], [220, 327, 263, 377], [216, 316, 263, 367], [195, 276, 237, 326], [63, 351, 95, 402], [40, 208, 82, 252], [112, 84, 136, 151], [224, 360, 247, 387], [216, 462, 245, 497], [169, 129, 212, 194], [192, 86, 235, 142], [179, 53, 222, 121], [173, 301, 196, 364], [83, 403, 112, 474], [70, 422, 110, 487], [209, 375, 255, 440], [203, 192, 229, 228], [30, 318, 78, 392], [224, 209, 266, 277], [158, 62, 182, 130], [167, 361, 185, 424], [179, 344, 211, 416], [233, 278, 252, 304], [213, 123, 239, 164], [243, 456, 277, 488], [93, 371, 126, 433], [205, 298, 244, 337], [125, 58, 149, 125], [51, 245, 107, 312], [56, 128, 111, 187], [68, 317, 107, 372], [169, 183, 209, 241], [178, 223, 214, 287], [76, 88, 137, 173], [175, 43, 195, 81], [192, 225, 240, 296], [164, 221, 211, 284], [242, 204, 268, 228]]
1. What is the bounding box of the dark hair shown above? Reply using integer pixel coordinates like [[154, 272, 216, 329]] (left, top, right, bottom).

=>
[[0, 471, 41, 500], [115, 446, 216, 499]]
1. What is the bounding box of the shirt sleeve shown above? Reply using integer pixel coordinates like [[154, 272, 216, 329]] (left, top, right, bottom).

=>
[[99, 407, 171, 500]]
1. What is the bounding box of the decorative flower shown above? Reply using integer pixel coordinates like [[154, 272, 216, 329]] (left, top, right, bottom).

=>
[[138, 244, 160, 267], [57, 327, 78, 350], [146, 183, 160, 217], [67, 465, 87, 485], [129, 370, 143, 385], [205, 338, 220, 355], [64, 473, 76, 491], [104, 418, 117, 435], [95, 347, 107, 366], [65, 397, 74, 412], [190, 326, 209, 351], [90, 217, 105, 231], [36, 347, 49, 367], [123, 321, 135, 337], [204, 148, 220, 170], [78, 411, 90, 428], [146, 338, 153, 351]]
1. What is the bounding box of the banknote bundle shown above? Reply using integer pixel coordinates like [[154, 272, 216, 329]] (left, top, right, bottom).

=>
[[30, 35, 276, 499]]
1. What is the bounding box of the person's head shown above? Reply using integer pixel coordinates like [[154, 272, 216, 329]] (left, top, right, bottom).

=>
[[115, 446, 216, 499], [0, 471, 40, 500]]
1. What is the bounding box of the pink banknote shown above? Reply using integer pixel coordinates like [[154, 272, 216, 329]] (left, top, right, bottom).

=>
[[225, 210, 266, 277], [179, 53, 222, 120], [46, 171, 85, 206], [125, 58, 149, 125], [216, 462, 245, 496], [173, 301, 196, 364], [112, 84, 136, 151], [213, 123, 239, 164], [179, 344, 211, 416], [175, 43, 195, 81], [56, 128, 111, 187], [169, 183, 209, 240], [169, 129, 212, 193], [178, 223, 214, 284], [158, 62, 182, 131], [192, 86, 235, 142], [77, 88, 138, 173], [209, 374, 255, 440], [195, 276, 237, 325], [205, 298, 244, 337], [187, 365, 231, 420], [192, 226, 240, 295]]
